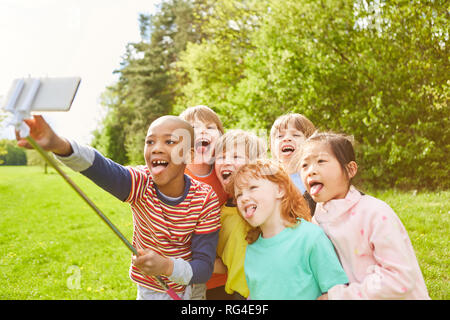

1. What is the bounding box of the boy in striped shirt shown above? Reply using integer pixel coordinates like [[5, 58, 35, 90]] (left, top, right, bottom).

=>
[[17, 115, 221, 300]]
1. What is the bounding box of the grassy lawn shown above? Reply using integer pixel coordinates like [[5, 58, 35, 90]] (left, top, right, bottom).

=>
[[0, 166, 449, 299], [0, 166, 134, 299]]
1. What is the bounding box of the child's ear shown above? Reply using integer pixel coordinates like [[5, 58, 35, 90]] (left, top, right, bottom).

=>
[[346, 161, 358, 179], [276, 185, 286, 199]]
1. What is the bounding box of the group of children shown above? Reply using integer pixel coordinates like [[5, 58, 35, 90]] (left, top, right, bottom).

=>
[[17, 105, 430, 300]]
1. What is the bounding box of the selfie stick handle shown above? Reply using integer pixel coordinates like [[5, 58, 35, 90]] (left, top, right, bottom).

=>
[[25, 136, 181, 300]]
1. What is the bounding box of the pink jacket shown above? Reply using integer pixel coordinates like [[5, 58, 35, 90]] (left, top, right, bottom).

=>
[[313, 186, 430, 300]]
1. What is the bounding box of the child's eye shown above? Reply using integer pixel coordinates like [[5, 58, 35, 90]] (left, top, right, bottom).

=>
[[166, 140, 176, 145], [146, 140, 154, 145], [250, 185, 258, 190], [318, 159, 326, 163], [301, 162, 308, 168]]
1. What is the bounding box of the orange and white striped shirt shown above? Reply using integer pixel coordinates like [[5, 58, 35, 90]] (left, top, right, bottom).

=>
[[126, 165, 221, 293], [55, 142, 221, 295]]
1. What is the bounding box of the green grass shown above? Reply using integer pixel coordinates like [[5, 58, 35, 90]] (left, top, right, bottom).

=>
[[0, 166, 134, 299], [1, 166, 449, 299], [368, 188, 450, 300]]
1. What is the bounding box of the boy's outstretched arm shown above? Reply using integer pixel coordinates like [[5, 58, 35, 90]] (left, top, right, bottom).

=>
[[16, 115, 73, 156], [18, 115, 132, 202]]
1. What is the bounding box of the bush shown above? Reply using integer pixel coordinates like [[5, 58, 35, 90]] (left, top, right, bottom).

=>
[[0, 140, 27, 166]]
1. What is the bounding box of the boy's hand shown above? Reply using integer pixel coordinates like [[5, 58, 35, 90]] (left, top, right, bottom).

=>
[[132, 249, 174, 277], [16, 115, 72, 156]]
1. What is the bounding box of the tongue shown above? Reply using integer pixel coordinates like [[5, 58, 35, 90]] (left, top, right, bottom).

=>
[[244, 207, 256, 219], [151, 165, 166, 176], [310, 183, 323, 196], [196, 146, 207, 154]]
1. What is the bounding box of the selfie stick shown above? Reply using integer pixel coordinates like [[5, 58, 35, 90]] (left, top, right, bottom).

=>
[[3, 77, 181, 300]]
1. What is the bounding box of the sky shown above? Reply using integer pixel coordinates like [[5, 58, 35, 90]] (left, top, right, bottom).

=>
[[0, 0, 159, 144]]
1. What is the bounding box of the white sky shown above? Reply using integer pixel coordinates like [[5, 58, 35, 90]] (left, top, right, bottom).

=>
[[0, 0, 159, 144]]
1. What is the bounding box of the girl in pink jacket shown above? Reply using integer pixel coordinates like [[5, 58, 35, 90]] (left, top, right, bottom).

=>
[[299, 132, 430, 300]]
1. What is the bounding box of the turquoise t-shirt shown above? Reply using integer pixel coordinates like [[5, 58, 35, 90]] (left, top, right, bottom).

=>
[[244, 220, 348, 300]]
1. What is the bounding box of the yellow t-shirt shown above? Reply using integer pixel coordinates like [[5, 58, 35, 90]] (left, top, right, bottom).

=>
[[216, 204, 251, 298]]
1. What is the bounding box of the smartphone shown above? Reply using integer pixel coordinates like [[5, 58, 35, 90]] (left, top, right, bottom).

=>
[[2, 77, 81, 112]]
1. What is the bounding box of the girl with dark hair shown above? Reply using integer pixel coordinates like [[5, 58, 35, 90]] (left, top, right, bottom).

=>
[[299, 132, 430, 299]]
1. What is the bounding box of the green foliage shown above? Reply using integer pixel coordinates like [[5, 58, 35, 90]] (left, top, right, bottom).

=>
[[173, 0, 267, 129], [176, 0, 449, 189], [0, 140, 27, 165], [95, 0, 448, 189], [93, 0, 205, 164]]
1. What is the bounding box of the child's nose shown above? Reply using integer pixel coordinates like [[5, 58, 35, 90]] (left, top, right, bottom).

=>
[[240, 191, 252, 202], [224, 156, 234, 164], [196, 125, 207, 134], [151, 141, 164, 153], [307, 163, 318, 175]]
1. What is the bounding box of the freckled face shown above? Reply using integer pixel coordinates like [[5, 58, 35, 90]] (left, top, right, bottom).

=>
[[235, 177, 283, 228]]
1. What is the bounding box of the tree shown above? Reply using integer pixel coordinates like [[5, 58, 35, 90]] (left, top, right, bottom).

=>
[[177, 0, 449, 189], [94, 0, 448, 189], [0, 140, 27, 165], [174, 0, 267, 129], [93, 0, 206, 164]]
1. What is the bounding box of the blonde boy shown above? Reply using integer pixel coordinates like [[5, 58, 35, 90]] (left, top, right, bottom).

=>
[[270, 113, 316, 175], [214, 129, 267, 298], [270, 113, 317, 214]]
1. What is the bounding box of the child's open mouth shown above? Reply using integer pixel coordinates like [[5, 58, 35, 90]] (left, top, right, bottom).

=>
[[151, 159, 169, 175], [244, 204, 257, 219], [309, 181, 324, 196], [281, 145, 295, 156], [220, 170, 232, 182], [195, 138, 211, 154]]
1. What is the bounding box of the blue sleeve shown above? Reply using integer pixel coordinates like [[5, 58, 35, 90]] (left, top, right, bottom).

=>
[[188, 230, 219, 284], [80, 150, 132, 202]]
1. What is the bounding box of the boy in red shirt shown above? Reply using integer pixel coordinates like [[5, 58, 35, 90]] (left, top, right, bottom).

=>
[[179, 105, 229, 299]]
